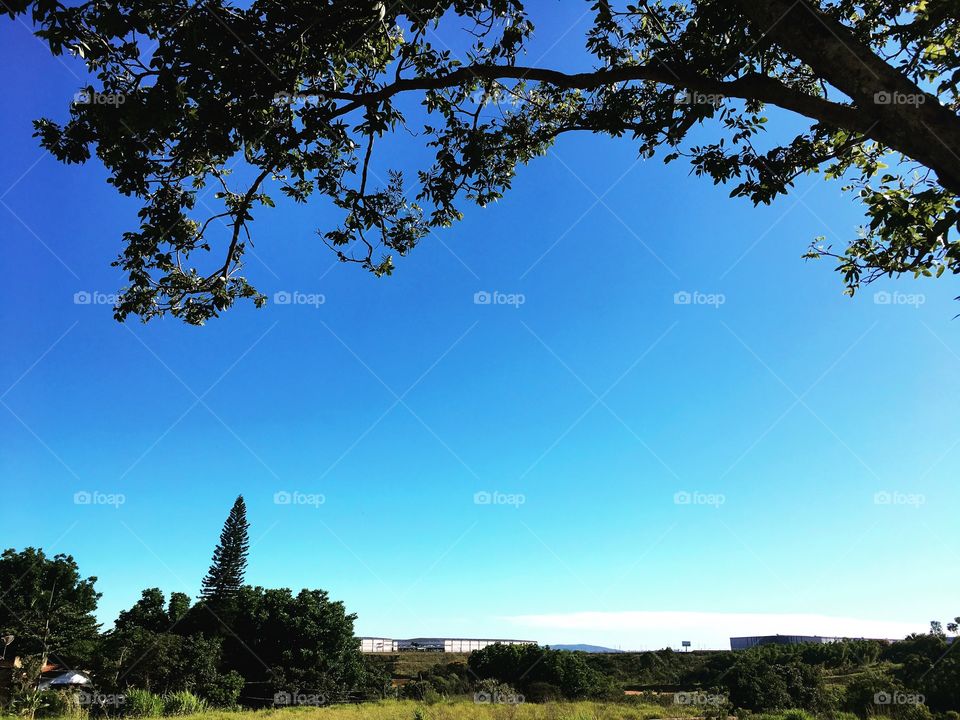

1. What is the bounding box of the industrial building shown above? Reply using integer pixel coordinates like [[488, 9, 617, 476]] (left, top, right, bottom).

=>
[[730, 635, 847, 650], [359, 637, 535, 653]]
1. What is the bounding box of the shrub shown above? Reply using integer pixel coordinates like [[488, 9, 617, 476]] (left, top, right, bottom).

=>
[[525, 682, 563, 703], [474, 679, 524, 705], [197, 671, 244, 708], [124, 689, 164, 717], [831, 712, 860, 720], [34, 690, 85, 718], [782, 710, 817, 720], [162, 691, 206, 716]]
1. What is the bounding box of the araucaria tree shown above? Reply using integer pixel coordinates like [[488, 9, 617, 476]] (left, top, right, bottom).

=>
[[6, 0, 960, 322], [200, 496, 250, 602]]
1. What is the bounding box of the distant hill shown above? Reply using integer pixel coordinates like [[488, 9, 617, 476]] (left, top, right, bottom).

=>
[[549, 643, 623, 653]]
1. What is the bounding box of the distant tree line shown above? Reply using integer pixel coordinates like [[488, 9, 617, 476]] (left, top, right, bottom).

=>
[[401, 634, 960, 718]]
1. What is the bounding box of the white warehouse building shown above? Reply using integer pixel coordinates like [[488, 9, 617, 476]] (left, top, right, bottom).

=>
[[359, 637, 535, 653]]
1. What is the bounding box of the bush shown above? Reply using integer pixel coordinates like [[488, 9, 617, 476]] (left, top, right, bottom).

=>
[[782, 710, 817, 720], [124, 689, 164, 717], [474, 679, 523, 705], [162, 691, 206, 716], [830, 712, 860, 720], [525, 682, 563, 703], [468, 644, 612, 699], [34, 690, 85, 718], [399, 683, 442, 705], [197, 670, 244, 708]]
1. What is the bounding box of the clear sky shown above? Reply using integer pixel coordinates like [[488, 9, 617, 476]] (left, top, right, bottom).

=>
[[1, 5, 956, 651]]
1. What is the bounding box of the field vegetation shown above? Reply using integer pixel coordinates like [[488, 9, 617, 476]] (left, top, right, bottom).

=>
[[1, 498, 957, 720]]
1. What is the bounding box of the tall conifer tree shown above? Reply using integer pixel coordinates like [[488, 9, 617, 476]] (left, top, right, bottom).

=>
[[200, 496, 250, 602]]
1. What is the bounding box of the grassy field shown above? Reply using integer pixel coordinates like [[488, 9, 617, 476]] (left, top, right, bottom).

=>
[[0, 700, 712, 720], [228, 701, 705, 720]]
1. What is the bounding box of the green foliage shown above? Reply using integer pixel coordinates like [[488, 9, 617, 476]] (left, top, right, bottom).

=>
[[196, 671, 244, 709], [524, 682, 563, 703], [6, 1, 960, 323], [0, 548, 101, 669], [32, 690, 84, 719], [207, 584, 365, 703], [200, 496, 250, 604], [469, 644, 614, 700], [2, 498, 363, 713], [124, 689, 165, 717], [93, 620, 231, 699], [162, 691, 207, 716], [585, 647, 710, 687], [884, 633, 960, 712], [710, 652, 832, 713]]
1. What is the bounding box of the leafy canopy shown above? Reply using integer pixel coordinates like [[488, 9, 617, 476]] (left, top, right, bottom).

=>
[[6, 0, 960, 323], [0, 547, 101, 667]]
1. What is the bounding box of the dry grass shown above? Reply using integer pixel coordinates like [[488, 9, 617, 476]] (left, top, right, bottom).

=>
[[139, 699, 705, 720]]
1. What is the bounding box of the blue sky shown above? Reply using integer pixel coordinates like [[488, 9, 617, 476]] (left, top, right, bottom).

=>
[[0, 5, 957, 651]]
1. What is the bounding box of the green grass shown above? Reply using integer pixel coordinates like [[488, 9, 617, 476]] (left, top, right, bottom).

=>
[[182, 700, 705, 720], [2, 699, 711, 720]]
